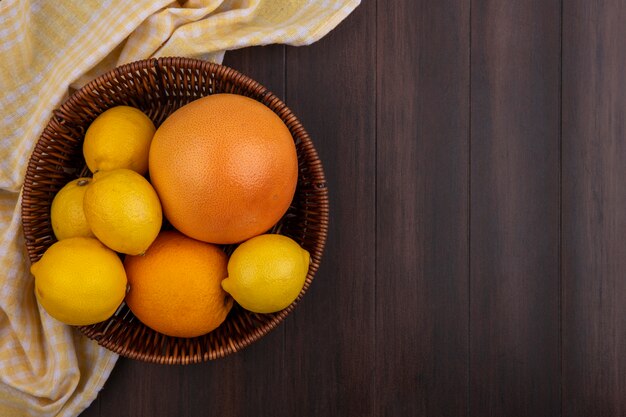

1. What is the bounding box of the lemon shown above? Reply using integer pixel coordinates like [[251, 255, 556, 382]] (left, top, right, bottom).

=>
[[221, 234, 310, 313], [31, 237, 127, 326], [83, 169, 162, 255], [50, 178, 95, 240], [83, 106, 155, 174]]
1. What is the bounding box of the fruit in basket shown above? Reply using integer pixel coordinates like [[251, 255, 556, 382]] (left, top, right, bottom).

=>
[[83, 168, 162, 255], [50, 177, 95, 240], [30, 237, 127, 326], [124, 230, 233, 338], [83, 106, 155, 174], [149, 93, 298, 244], [221, 234, 310, 313]]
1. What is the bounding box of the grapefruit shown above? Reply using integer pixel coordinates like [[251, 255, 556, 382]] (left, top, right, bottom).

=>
[[148, 94, 298, 244]]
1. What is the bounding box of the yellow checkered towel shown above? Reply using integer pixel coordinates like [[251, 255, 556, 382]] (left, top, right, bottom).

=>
[[0, 1, 358, 415]]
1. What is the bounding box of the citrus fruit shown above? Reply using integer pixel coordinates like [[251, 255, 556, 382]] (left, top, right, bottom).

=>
[[149, 93, 298, 244], [124, 230, 233, 338], [83, 169, 162, 255], [221, 234, 310, 314], [31, 237, 127, 326], [83, 106, 155, 174], [50, 177, 95, 240]]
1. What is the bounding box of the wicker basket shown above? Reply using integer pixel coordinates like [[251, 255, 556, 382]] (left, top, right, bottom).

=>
[[21, 57, 329, 364]]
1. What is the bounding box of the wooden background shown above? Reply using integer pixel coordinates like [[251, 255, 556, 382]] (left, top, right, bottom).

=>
[[82, 0, 626, 416]]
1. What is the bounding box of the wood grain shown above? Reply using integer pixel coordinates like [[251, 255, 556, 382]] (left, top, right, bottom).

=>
[[469, 1, 561, 416], [562, 1, 626, 415], [98, 361, 189, 416], [375, 1, 470, 416], [282, 1, 377, 415]]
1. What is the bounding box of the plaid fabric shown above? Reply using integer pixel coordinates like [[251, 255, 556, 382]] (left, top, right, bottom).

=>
[[0, 0, 359, 415]]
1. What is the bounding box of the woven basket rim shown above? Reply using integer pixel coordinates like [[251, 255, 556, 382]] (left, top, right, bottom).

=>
[[21, 57, 329, 364]]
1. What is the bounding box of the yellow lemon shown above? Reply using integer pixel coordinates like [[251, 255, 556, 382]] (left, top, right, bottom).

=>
[[31, 237, 127, 326], [221, 234, 310, 313], [83, 169, 162, 255], [83, 106, 155, 174], [50, 177, 94, 240]]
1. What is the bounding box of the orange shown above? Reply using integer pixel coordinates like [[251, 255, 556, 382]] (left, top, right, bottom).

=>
[[148, 93, 298, 244], [123, 230, 233, 338]]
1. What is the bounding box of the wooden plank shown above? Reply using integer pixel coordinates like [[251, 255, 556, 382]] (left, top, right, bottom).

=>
[[375, 1, 470, 416], [562, 1, 626, 415], [469, 1, 561, 416], [224, 45, 286, 100], [97, 360, 188, 416], [283, 1, 377, 415]]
